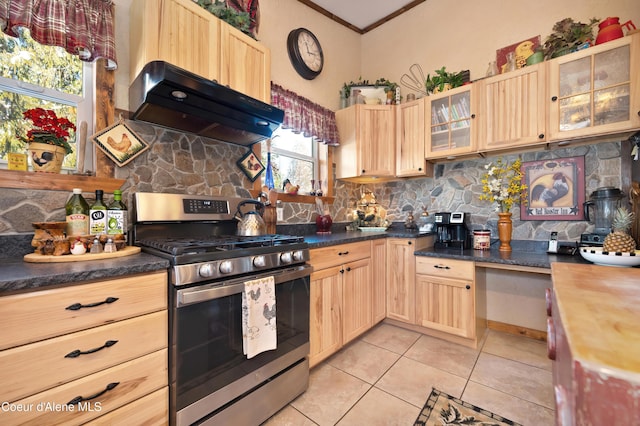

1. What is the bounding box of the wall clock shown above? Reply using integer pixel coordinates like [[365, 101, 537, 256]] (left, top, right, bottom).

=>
[[287, 28, 324, 80]]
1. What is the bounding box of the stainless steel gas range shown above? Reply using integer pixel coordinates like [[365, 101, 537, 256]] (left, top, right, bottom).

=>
[[132, 192, 310, 426]]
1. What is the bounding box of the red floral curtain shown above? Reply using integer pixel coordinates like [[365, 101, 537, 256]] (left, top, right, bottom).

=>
[[271, 83, 339, 146], [0, 0, 117, 69]]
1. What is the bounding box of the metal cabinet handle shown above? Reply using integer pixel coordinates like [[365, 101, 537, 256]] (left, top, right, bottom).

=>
[[465, 285, 471, 290], [340, 269, 344, 274], [346, 267, 351, 272], [434, 265, 450, 270], [408, 241, 412, 245], [66, 297, 119, 311], [338, 251, 349, 256], [551, 96, 558, 102], [538, 133, 545, 139], [67, 382, 119, 405], [65, 340, 118, 358], [471, 113, 476, 119]]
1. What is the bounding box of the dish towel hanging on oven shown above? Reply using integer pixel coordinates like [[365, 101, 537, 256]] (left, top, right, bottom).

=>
[[242, 275, 277, 358]]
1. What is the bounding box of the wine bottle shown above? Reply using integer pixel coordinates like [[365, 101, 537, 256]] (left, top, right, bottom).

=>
[[89, 190, 107, 235], [107, 190, 127, 236], [65, 188, 89, 237]]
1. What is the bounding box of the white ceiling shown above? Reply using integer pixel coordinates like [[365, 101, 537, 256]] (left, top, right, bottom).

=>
[[303, 0, 421, 32]]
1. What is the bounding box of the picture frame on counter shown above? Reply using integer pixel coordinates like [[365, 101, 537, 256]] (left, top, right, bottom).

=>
[[521, 155, 585, 221]]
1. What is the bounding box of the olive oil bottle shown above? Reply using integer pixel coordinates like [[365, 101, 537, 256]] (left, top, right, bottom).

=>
[[107, 190, 127, 237], [89, 190, 108, 235], [65, 188, 89, 236]]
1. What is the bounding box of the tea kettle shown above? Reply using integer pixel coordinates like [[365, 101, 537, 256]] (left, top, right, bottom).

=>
[[236, 200, 266, 236]]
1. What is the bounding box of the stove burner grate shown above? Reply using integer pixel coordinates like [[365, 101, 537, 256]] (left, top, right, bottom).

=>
[[137, 234, 304, 256]]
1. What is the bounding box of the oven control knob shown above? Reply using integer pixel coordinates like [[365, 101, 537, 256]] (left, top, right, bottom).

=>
[[199, 263, 216, 278], [219, 260, 233, 274], [280, 252, 292, 264], [253, 256, 266, 268], [292, 250, 305, 262]]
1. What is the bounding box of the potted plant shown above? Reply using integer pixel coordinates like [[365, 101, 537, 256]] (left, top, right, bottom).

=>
[[374, 78, 399, 103], [195, 0, 253, 38], [542, 17, 599, 60], [21, 107, 76, 173], [425, 67, 465, 95]]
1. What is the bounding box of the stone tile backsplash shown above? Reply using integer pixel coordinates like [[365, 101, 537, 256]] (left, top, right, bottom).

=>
[[0, 119, 626, 243]]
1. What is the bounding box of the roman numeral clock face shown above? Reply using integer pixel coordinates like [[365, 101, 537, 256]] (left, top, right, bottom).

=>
[[287, 28, 324, 80]]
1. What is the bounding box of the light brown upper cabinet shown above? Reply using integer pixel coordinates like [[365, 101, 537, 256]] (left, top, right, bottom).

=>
[[335, 105, 396, 181], [396, 98, 428, 177], [547, 32, 640, 142], [477, 63, 547, 152], [130, 0, 270, 103], [425, 85, 478, 160]]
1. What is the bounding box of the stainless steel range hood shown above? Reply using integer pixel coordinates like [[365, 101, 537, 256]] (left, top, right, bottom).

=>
[[129, 61, 284, 146]]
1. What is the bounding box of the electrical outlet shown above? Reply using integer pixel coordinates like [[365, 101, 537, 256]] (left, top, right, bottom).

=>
[[277, 207, 284, 221]]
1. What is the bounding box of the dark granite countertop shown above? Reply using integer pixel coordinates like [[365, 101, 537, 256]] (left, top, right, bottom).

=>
[[300, 229, 589, 270], [0, 250, 170, 295]]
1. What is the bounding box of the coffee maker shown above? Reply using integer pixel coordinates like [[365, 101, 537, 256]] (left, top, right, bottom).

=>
[[581, 187, 625, 246], [434, 212, 470, 249]]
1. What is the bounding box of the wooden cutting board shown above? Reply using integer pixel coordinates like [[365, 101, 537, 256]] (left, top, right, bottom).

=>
[[24, 246, 141, 263]]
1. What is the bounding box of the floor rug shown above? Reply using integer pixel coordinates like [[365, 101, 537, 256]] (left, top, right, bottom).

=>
[[414, 388, 522, 426]]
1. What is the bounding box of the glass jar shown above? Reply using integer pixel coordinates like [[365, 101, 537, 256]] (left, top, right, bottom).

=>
[[473, 230, 491, 250]]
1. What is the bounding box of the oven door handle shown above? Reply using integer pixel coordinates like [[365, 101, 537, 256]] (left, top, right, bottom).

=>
[[177, 264, 312, 307]]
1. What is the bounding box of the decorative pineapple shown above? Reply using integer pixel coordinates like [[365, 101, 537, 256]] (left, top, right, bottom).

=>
[[603, 207, 637, 252]]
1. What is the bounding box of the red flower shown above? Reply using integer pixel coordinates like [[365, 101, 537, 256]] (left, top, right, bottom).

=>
[[21, 108, 76, 155]]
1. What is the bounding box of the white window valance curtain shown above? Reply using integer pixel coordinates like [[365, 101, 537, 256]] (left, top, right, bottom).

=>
[[0, 0, 117, 69], [271, 83, 339, 146]]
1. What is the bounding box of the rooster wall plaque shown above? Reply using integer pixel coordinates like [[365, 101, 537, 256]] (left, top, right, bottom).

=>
[[91, 119, 149, 167]]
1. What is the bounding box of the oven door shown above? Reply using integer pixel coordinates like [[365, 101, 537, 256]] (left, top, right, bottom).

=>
[[171, 264, 311, 426]]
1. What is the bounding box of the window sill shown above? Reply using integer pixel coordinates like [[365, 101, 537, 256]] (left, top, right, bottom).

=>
[[248, 190, 335, 205], [0, 170, 125, 192]]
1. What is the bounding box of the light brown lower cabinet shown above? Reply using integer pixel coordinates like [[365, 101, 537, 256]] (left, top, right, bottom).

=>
[[371, 238, 387, 324], [414, 257, 486, 347], [309, 241, 373, 367], [0, 271, 169, 425]]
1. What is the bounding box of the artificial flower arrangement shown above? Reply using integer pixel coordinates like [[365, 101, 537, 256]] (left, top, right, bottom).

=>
[[479, 158, 527, 213], [20, 107, 76, 155]]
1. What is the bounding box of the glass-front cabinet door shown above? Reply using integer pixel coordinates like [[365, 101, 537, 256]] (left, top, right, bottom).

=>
[[426, 85, 476, 159], [548, 33, 640, 141]]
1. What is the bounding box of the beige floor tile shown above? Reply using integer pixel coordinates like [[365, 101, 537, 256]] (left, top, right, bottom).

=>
[[404, 334, 480, 378], [375, 356, 467, 408], [290, 363, 370, 426], [462, 381, 555, 426], [262, 405, 318, 426], [336, 387, 422, 426], [483, 330, 552, 371], [360, 323, 421, 354], [327, 340, 401, 384], [470, 352, 554, 409]]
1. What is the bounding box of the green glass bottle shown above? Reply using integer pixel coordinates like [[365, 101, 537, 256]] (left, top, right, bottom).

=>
[[65, 188, 89, 237], [107, 190, 127, 236], [89, 189, 108, 235]]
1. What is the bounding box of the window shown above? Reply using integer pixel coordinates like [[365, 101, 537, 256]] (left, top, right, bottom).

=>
[[0, 28, 93, 170], [262, 127, 326, 194]]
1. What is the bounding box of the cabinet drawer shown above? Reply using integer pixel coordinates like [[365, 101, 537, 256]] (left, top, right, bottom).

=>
[[310, 241, 371, 270], [0, 271, 167, 350], [1, 349, 167, 426], [416, 257, 474, 280], [88, 386, 168, 425], [0, 311, 167, 402]]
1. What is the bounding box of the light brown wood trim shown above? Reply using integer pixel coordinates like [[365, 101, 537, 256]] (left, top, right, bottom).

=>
[[295, 0, 426, 34], [487, 320, 547, 342], [0, 169, 125, 192], [475, 261, 551, 275]]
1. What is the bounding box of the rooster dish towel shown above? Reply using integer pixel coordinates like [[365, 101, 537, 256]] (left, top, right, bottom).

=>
[[242, 276, 277, 358]]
